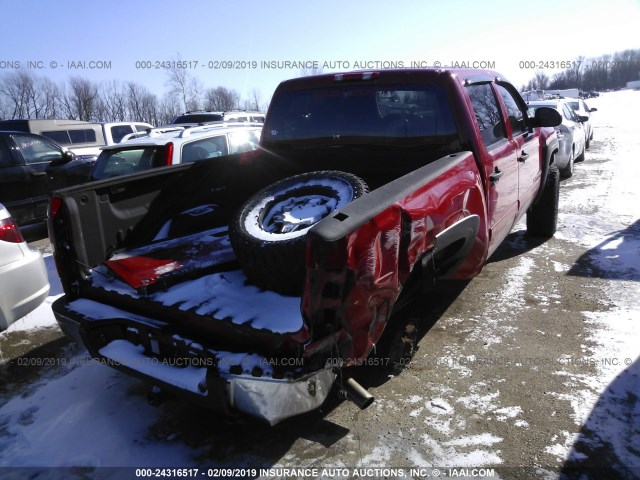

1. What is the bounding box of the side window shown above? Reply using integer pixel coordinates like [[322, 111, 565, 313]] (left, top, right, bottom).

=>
[[228, 130, 260, 154], [466, 84, 507, 147], [135, 124, 151, 132], [12, 134, 63, 164], [181, 136, 229, 163], [496, 85, 526, 136], [110, 125, 134, 143], [42, 130, 72, 144], [68, 129, 97, 144], [562, 105, 574, 121]]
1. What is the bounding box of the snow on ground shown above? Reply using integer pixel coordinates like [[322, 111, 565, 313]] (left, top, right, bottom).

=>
[[0, 356, 201, 468], [0, 90, 639, 474], [552, 91, 640, 471], [1, 253, 207, 472]]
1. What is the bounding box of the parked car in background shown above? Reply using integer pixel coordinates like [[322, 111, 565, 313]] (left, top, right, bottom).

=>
[[0, 131, 92, 227], [0, 203, 49, 332], [566, 98, 597, 148], [90, 123, 262, 180], [0, 120, 153, 161], [528, 99, 587, 178], [170, 110, 265, 125]]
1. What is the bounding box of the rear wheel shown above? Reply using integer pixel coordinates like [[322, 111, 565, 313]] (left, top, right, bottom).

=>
[[375, 316, 419, 375], [527, 165, 559, 238]]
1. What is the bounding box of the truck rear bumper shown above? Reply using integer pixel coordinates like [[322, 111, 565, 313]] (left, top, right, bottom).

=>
[[52, 296, 335, 425]]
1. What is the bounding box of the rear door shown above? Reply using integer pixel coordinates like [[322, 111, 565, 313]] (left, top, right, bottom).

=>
[[563, 104, 586, 155], [9, 133, 91, 220], [0, 135, 35, 224], [9, 133, 64, 220], [465, 82, 519, 254], [496, 83, 542, 211]]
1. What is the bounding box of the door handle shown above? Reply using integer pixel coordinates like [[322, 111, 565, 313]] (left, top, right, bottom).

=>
[[31, 171, 46, 177], [490, 168, 503, 184], [518, 151, 529, 163]]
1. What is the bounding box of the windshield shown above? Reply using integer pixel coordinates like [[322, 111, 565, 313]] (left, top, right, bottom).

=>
[[172, 113, 223, 124], [263, 83, 459, 147]]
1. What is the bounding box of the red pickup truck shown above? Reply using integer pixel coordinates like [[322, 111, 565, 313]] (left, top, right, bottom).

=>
[[49, 68, 561, 425]]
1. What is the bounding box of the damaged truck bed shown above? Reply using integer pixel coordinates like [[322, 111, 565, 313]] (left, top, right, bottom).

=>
[[49, 68, 562, 424]]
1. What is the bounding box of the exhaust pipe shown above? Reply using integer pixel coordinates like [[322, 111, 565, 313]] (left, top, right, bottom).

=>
[[343, 378, 374, 409]]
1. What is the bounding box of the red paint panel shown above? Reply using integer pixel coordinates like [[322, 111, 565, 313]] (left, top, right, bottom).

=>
[[304, 153, 488, 361]]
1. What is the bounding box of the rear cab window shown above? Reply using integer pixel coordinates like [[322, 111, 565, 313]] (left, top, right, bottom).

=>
[[263, 83, 459, 147], [92, 146, 167, 179]]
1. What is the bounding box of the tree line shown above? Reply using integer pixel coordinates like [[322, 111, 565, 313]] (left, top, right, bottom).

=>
[[0, 65, 267, 124], [522, 48, 640, 92]]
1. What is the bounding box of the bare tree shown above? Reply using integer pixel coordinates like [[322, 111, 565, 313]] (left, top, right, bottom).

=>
[[243, 88, 266, 111], [157, 93, 181, 125], [63, 76, 99, 121], [566, 55, 585, 85], [0, 71, 33, 118], [203, 86, 240, 111], [97, 80, 128, 122], [126, 81, 154, 122], [40, 77, 61, 119], [532, 70, 549, 90], [165, 55, 202, 112]]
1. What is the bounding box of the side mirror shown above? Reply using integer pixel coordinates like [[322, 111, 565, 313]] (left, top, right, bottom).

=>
[[589, 107, 598, 112], [529, 107, 562, 128], [578, 115, 589, 123], [50, 150, 74, 166]]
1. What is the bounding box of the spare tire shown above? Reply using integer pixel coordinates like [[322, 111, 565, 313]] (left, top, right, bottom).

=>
[[229, 170, 369, 295]]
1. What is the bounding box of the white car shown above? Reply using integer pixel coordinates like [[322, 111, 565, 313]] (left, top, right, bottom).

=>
[[566, 98, 597, 149], [90, 123, 262, 180], [0, 203, 49, 332], [528, 99, 587, 178]]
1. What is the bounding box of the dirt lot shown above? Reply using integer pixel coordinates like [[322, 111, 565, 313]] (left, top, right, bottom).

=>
[[1, 91, 638, 479]]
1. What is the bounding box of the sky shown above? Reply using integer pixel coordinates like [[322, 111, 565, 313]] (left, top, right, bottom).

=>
[[1, 0, 640, 106]]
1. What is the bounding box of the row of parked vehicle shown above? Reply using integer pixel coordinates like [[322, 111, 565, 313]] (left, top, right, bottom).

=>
[[527, 97, 597, 178], [0, 110, 264, 333]]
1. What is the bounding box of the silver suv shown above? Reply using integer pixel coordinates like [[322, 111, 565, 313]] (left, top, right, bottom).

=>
[[170, 110, 265, 125], [91, 123, 262, 180]]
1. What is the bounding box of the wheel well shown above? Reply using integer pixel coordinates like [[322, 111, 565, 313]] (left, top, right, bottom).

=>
[[391, 214, 480, 316]]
